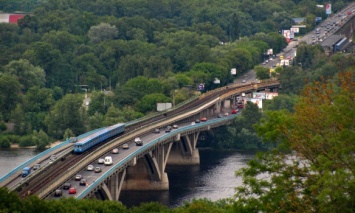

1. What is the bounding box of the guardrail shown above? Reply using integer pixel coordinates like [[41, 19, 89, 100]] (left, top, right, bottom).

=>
[[38, 97, 221, 198], [0, 127, 107, 185], [75, 114, 239, 199], [38, 80, 280, 198]]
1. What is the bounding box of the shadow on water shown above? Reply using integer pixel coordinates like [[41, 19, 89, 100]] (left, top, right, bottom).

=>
[[119, 149, 254, 208]]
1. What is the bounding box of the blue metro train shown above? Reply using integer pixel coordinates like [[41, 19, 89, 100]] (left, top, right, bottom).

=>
[[73, 123, 125, 153]]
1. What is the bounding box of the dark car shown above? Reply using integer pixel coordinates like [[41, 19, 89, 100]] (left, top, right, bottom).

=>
[[79, 179, 87, 186], [165, 126, 172, 133], [195, 119, 200, 123], [154, 128, 160, 134], [63, 182, 71, 190], [33, 164, 41, 170], [54, 189, 62, 197], [217, 114, 223, 118]]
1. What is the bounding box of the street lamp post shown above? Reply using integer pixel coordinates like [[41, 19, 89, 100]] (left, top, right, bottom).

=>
[[172, 90, 177, 107]]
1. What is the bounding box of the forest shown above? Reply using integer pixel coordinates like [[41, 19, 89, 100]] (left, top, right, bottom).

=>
[[0, 0, 352, 148], [0, 0, 354, 211]]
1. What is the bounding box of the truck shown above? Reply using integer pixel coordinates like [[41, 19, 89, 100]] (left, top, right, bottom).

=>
[[22, 167, 31, 177]]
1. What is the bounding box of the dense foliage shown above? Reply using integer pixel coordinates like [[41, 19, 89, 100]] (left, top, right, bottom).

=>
[[0, 0, 292, 144]]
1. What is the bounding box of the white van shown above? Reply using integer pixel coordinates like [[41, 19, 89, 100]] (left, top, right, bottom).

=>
[[104, 156, 113, 165]]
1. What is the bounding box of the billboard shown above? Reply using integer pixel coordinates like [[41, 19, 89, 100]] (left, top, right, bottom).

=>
[[282, 30, 291, 40], [290, 27, 299, 33], [253, 92, 266, 99], [245, 98, 263, 109], [231, 68, 236, 75], [265, 92, 279, 100], [157, 103, 172, 111], [197, 83, 205, 91], [325, 4, 331, 15]]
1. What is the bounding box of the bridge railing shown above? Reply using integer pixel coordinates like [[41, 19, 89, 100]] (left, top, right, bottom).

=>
[[38, 80, 280, 198], [0, 127, 107, 185], [38, 97, 222, 198], [76, 114, 239, 199]]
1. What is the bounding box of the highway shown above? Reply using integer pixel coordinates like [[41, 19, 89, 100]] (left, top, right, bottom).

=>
[[260, 3, 355, 70]]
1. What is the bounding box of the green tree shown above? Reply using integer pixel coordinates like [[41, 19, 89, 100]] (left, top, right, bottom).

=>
[[134, 93, 170, 114], [254, 65, 270, 80], [45, 94, 85, 139], [235, 72, 355, 212], [0, 74, 22, 121], [88, 23, 119, 43]]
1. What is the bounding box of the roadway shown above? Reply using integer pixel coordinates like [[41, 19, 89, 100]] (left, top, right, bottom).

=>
[[259, 3, 355, 70], [52, 112, 241, 199]]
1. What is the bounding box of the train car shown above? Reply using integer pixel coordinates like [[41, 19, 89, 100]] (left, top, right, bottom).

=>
[[73, 123, 125, 153], [335, 38, 348, 52]]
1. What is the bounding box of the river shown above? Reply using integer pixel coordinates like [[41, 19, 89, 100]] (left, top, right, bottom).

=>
[[0, 148, 254, 208]]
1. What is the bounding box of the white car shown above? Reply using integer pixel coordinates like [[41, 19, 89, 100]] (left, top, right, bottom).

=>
[[87, 165, 94, 171], [98, 158, 105, 164], [112, 148, 119, 154], [191, 122, 196, 125], [122, 143, 129, 149]]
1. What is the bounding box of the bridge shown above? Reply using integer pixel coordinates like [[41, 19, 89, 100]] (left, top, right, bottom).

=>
[[0, 80, 280, 201]]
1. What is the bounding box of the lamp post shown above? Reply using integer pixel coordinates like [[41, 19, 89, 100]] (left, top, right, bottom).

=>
[[172, 90, 177, 107]]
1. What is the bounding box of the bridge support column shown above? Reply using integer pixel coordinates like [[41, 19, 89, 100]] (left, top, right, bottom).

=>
[[121, 158, 169, 190], [214, 101, 222, 113], [167, 132, 200, 165]]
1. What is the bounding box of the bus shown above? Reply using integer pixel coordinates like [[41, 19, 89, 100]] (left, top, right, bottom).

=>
[[279, 55, 284, 60]]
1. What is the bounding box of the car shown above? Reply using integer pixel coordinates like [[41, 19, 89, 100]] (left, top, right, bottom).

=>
[[68, 187, 76, 194], [195, 119, 200, 123], [98, 158, 105, 164], [217, 114, 223, 118], [165, 126, 172, 133], [49, 155, 57, 161], [122, 143, 129, 149], [75, 174, 82, 181], [265, 60, 269, 63], [231, 109, 238, 114], [87, 164, 94, 171], [33, 164, 41, 170], [262, 62, 266, 65], [63, 182, 71, 190], [201, 117, 207, 122], [224, 113, 229, 116], [242, 79, 246, 83], [154, 128, 160, 134], [54, 189, 62, 197], [104, 156, 113, 165], [112, 148, 119, 154], [94, 167, 102, 173], [269, 58, 273, 61], [237, 103, 244, 108], [79, 179, 87, 186], [173, 124, 178, 129], [135, 137, 143, 146], [191, 121, 196, 125]]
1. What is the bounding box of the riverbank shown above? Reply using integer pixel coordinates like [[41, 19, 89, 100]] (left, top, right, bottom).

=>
[[10, 141, 62, 149]]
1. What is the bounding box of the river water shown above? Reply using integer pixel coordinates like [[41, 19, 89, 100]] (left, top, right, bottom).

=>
[[0, 148, 254, 208]]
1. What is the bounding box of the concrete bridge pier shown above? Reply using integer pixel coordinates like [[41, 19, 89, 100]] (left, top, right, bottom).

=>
[[121, 143, 172, 191], [167, 132, 200, 165]]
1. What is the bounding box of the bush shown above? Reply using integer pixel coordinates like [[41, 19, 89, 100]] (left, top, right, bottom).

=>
[[0, 122, 6, 131], [6, 135, 21, 144], [19, 135, 35, 147], [0, 136, 10, 148]]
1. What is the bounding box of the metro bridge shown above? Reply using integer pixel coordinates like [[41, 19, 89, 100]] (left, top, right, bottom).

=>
[[0, 80, 280, 201]]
